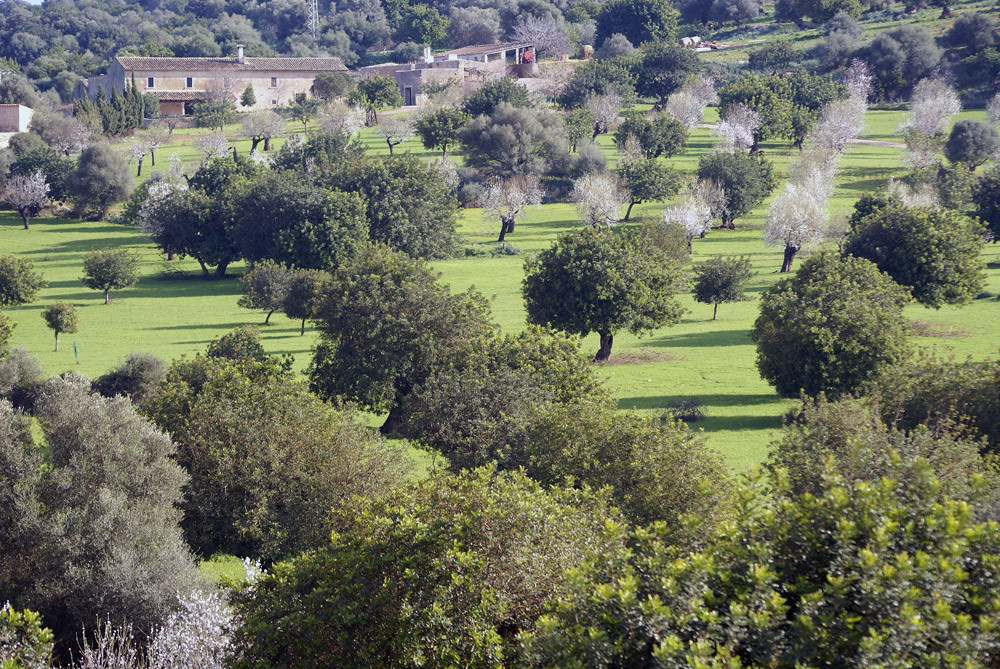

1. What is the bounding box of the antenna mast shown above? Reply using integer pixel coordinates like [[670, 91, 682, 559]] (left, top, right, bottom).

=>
[[309, 0, 319, 38]]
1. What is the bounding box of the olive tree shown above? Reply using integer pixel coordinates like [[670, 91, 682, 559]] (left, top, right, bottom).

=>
[[945, 119, 1000, 170], [523, 227, 685, 361], [65, 143, 134, 218], [750, 251, 910, 398], [0, 377, 202, 653], [241, 110, 284, 152]]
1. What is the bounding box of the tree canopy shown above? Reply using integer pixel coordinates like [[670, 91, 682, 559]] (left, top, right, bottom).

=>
[[751, 251, 911, 398], [523, 227, 685, 360]]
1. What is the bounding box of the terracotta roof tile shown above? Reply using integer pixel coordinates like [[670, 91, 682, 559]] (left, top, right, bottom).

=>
[[116, 56, 347, 72]]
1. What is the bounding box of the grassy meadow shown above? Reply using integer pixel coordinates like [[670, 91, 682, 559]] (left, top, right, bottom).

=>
[[3, 105, 999, 471]]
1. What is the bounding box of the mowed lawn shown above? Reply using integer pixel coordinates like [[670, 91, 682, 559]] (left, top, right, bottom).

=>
[[3, 107, 999, 470]]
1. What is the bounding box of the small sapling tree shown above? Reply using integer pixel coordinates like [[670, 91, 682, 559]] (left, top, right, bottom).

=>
[[41, 301, 77, 351], [238, 260, 293, 325], [81, 248, 140, 304], [692, 255, 753, 320]]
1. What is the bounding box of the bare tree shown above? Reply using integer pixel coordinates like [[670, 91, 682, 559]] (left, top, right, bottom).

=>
[[194, 132, 229, 164], [986, 91, 1000, 125], [41, 117, 90, 156], [242, 110, 285, 152], [573, 172, 626, 229], [763, 177, 829, 272], [5, 171, 49, 229], [482, 175, 543, 243], [509, 15, 571, 56], [714, 103, 760, 151], [320, 101, 366, 136], [376, 115, 413, 155], [586, 90, 622, 139]]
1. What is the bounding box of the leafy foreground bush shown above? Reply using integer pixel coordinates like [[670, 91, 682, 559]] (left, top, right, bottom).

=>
[[229, 468, 625, 668], [521, 452, 1000, 666], [0, 376, 202, 655], [144, 351, 411, 563]]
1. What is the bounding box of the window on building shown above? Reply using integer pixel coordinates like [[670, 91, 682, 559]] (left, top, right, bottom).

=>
[[270, 77, 278, 87], [147, 77, 154, 88], [186, 77, 193, 88]]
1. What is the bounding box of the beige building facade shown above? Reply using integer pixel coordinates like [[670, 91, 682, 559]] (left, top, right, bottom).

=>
[[74, 47, 347, 116]]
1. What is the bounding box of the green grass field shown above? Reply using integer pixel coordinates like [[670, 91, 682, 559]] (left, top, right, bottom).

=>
[[3, 105, 999, 471]]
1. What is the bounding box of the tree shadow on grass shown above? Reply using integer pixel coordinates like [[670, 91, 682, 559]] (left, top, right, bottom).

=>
[[618, 392, 779, 411], [149, 322, 247, 332], [695, 414, 784, 432], [646, 329, 752, 349], [17, 235, 141, 255]]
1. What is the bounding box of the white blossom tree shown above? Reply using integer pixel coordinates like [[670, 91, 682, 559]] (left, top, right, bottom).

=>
[[986, 91, 1000, 125], [194, 132, 230, 164], [241, 110, 284, 152], [434, 157, 460, 191], [509, 15, 571, 56], [902, 78, 962, 137], [763, 177, 829, 272], [810, 98, 866, 155], [482, 175, 543, 243], [573, 172, 626, 229], [5, 171, 49, 229], [714, 103, 760, 151], [664, 77, 718, 129], [41, 117, 90, 156], [147, 590, 234, 669], [843, 59, 874, 103], [663, 178, 726, 250], [886, 178, 940, 208], [586, 90, 623, 139], [899, 78, 962, 170], [376, 115, 413, 155]]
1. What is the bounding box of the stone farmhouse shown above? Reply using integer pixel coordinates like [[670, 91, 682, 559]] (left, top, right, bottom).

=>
[[73, 46, 347, 116], [358, 42, 536, 107]]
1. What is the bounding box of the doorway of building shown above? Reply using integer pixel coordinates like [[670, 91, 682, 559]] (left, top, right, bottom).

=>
[[404, 86, 414, 106]]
